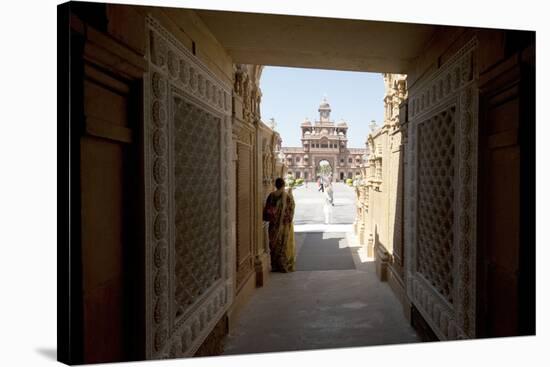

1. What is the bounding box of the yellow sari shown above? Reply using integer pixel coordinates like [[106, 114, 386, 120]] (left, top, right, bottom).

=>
[[263, 188, 296, 272], [283, 189, 296, 271]]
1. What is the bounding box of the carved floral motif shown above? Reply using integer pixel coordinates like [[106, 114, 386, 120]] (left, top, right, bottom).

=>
[[152, 100, 166, 127]]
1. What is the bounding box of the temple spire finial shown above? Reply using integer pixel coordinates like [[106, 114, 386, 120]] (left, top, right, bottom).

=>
[[369, 120, 378, 132], [269, 117, 277, 131]]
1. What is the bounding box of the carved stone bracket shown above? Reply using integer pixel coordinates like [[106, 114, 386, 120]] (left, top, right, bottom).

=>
[[233, 64, 262, 123]]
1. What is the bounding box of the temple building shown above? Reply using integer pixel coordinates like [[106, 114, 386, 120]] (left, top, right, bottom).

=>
[[281, 98, 367, 181]]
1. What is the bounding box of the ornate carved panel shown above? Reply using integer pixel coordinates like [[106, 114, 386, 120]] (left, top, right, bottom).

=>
[[144, 17, 234, 359], [173, 100, 222, 317], [404, 38, 478, 340], [417, 107, 456, 304]]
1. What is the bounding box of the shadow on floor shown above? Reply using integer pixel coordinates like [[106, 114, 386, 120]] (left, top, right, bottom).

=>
[[296, 232, 355, 271]]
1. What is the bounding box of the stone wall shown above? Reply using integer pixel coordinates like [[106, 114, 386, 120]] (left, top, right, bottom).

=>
[[356, 33, 505, 341], [228, 64, 282, 330], [400, 27, 533, 340], [404, 35, 479, 340], [66, 4, 284, 362], [354, 74, 407, 283]]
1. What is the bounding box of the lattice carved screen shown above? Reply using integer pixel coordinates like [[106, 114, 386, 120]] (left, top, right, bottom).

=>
[[417, 107, 456, 304], [173, 100, 222, 317], [144, 17, 234, 359], [404, 38, 478, 341]]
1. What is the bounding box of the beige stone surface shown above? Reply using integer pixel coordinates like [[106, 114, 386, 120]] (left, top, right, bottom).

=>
[[196, 10, 437, 73], [224, 231, 419, 355], [355, 74, 407, 263]]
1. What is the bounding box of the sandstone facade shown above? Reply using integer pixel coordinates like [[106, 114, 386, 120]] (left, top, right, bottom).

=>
[[282, 99, 366, 181]]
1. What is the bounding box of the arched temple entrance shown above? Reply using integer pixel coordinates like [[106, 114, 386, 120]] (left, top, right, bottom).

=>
[[60, 4, 535, 363]]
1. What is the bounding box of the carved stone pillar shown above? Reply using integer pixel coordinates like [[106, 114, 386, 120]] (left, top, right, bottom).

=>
[[361, 186, 369, 245], [254, 121, 277, 288], [353, 186, 361, 234], [367, 233, 374, 258]]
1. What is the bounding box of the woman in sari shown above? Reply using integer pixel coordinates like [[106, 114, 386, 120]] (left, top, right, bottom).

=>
[[263, 177, 296, 272]]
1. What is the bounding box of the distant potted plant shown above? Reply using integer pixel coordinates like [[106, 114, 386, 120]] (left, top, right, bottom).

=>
[[285, 173, 295, 188]]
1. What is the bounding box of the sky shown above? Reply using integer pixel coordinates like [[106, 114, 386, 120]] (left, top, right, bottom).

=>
[[260, 66, 384, 148]]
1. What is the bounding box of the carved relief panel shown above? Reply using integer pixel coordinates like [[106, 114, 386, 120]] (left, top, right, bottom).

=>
[[173, 100, 222, 316], [144, 17, 234, 359], [405, 38, 478, 340]]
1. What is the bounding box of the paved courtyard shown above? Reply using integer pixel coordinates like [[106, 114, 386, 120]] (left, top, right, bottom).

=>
[[221, 182, 420, 356], [223, 230, 420, 356], [292, 182, 356, 225]]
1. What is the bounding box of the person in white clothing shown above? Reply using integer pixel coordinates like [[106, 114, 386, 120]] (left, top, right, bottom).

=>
[[326, 184, 334, 206], [323, 186, 333, 224]]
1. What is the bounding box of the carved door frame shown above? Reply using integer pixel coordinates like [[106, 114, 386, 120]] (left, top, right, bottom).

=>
[[143, 17, 235, 358], [233, 120, 255, 292]]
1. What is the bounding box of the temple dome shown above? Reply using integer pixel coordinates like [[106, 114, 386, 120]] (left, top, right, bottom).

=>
[[301, 117, 312, 126], [319, 97, 330, 109]]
